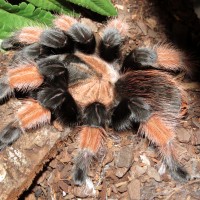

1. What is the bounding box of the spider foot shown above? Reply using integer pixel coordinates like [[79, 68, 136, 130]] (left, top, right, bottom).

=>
[[0, 80, 13, 103], [73, 150, 93, 185], [0, 123, 22, 151]]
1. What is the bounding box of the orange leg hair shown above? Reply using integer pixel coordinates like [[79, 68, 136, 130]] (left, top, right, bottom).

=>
[[8, 62, 43, 91], [17, 99, 51, 130], [139, 115, 189, 181], [154, 44, 188, 72], [53, 15, 78, 31], [17, 27, 44, 44], [73, 126, 106, 185]]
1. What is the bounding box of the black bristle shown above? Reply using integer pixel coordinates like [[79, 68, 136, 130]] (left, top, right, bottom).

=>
[[40, 29, 68, 48], [64, 54, 91, 84], [1, 36, 24, 50], [54, 92, 80, 126], [68, 23, 96, 54], [12, 43, 41, 63], [37, 58, 69, 85], [111, 99, 133, 131], [0, 81, 13, 104], [36, 87, 67, 111], [99, 29, 122, 62], [111, 98, 151, 131], [39, 29, 74, 56], [122, 48, 157, 72], [0, 123, 22, 151], [83, 102, 107, 128], [73, 150, 93, 185]]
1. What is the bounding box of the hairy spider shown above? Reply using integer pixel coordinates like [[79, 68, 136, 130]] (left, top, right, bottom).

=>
[[0, 15, 190, 186]]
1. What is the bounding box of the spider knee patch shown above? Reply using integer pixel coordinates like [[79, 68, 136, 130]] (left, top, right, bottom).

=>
[[53, 15, 78, 31], [8, 61, 44, 91], [17, 99, 51, 130], [17, 27, 44, 44]]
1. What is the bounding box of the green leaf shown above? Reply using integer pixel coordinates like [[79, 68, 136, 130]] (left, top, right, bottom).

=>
[[0, 0, 55, 39], [26, 0, 79, 16], [66, 0, 117, 16]]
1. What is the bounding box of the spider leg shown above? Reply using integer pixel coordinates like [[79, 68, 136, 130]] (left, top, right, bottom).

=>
[[35, 86, 80, 126], [1, 27, 44, 50], [0, 98, 51, 151], [122, 44, 188, 73], [111, 98, 151, 131], [12, 43, 41, 63], [37, 56, 68, 86], [114, 70, 189, 181], [68, 23, 96, 54], [99, 19, 128, 62], [0, 60, 43, 102], [73, 102, 107, 185], [139, 115, 189, 182], [39, 28, 74, 55]]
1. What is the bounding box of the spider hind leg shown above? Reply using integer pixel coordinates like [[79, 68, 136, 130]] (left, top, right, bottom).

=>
[[140, 115, 190, 182]]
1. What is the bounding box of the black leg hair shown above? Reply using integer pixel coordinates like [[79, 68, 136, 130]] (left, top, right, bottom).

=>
[[36, 87, 80, 126], [1, 36, 24, 50], [68, 23, 96, 54], [0, 122, 22, 151], [99, 29, 122, 62], [39, 29, 74, 56], [0, 80, 13, 104], [73, 102, 107, 185], [63, 54, 92, 84], [111, 98, 152, 132], [73, 150, 93, 185], [83, 102, 107, 128], [121, 48, 157, 72], [12, 43, 41, 64], [37, 57, 68, 85]]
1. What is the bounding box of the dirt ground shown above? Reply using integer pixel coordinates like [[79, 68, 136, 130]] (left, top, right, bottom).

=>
[[1, 0, 200, 199]]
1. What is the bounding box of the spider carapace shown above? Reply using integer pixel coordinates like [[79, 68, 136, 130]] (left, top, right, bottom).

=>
[[0, 15, 190, 186]]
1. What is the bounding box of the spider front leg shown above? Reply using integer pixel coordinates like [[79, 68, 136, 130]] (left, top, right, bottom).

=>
[[73, 102, 107, 185], [0, 99, 51, 151], [99, 19, 129, 62], [0, 60, 44, 103]]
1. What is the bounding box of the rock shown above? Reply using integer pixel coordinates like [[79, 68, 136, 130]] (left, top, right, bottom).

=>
[[135, 165, 147, 177], [58, 181, 69, 192], [103, 151, 114, 166], [176, 128, 191, 143], [118, 184, 128, 193], [146, 18, 157, 29], [136, 21, 148, 35], [147, 167, 161, 182], [128, 179, 140, 200], [115, 167, 129, 178], [115, 146, 133, 168], [191, 129, 200, 145], [0, 164, 6, 182]]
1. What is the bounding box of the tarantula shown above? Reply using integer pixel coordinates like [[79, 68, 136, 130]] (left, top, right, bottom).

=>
[[0, 15, 190, 186]]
